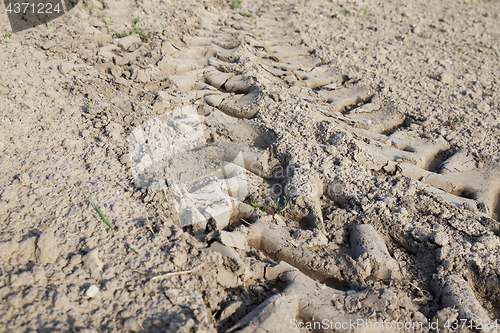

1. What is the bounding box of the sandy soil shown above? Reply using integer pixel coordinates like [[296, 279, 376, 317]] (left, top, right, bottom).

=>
[[0, 0, 499, 332]]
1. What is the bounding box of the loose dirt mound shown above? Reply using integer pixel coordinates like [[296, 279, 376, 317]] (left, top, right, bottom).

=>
[[0, 0, 499, 332]]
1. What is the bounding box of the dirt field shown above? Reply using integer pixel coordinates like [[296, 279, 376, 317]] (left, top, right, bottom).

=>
[[0, 0, 499, 332]]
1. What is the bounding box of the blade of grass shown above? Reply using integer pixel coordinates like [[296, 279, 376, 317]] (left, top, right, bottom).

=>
[[88, 188, 114, 230], [406, 133, 415, 152], [127, 243, 139, 254]]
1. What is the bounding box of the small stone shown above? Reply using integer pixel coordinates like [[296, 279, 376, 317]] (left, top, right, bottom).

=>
[[432, 231, 448, 246], [17, 237, 36, 262], [0, 201, 8, 215], [106, 121, 124, 139], [477, 102, 491, 112], [18, 173, 30, 186], [42, 40, 57, 50], [439, 72, 453, 84], [119, 154, 132, 165], [23, 287, 39, 303], [83, 249, 103, 280], [35, 231, 59, 264], [0, 240, 19, 261], [219, 301, 246, 322], [1, 187, 19, 203], [207, 230, 248, 250], [53, 293, 72, 311], [58, 62, 75, 74], [478, 235, 499, 250], [472, 242, 484, 250], [89, 17, 105, 27], [62, 138, 77, 149], [93, 31, 112, 44], [434, 307, 459, 328], [10, 272, 34, 289], [123, 318, 142, 332], [132, 70, 150, 83], [113, 35, 142, 51], [32, 266, 47, 286], [86, 284, 99, 298], [7, 293, 23, 308]]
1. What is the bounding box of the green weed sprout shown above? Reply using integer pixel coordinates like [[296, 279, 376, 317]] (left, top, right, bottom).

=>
[[127, 243, 139, 254], [373, 18, 377, 24], [1, 33, 12, 43], [171, 0, 178, 9], [88, 188, 114, 230], [109, 17, 115, 24], [232, 0, 242, 9], [342, 5, 351, 17], [275, 197, 288, 212], [332, 7, 338, 18], [131, 18, 158, 41], [242, 12, 253, 17], [455, 45, 464, 53], [46, 22, 50, 34], [364, 7, 368, 19], [112, 24, 132, 39], [406, 133, 415, 152], [250, 201, 267, 212], [450, 117, 463, 131]]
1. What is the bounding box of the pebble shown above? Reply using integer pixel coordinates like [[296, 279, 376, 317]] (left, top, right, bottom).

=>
[[83, 249, 104, 280], [119, 154, 132, 165], [432, 231, 449, 246], [113, 35, 142, 51], [478, 235, 499, 250], [433, 307, 459, 328], [10, 272, 34, 289], [122, 318, 142, 332], [0, 200, 10, 212], [412, 25, 422, 35], [17, 237, 36, 262], [89, 17, 105, 27], [132, 70, 150, 83], [32, 266, 46, 285], [477, 102, 490, 113], [439, 72, 453, 84], [35, 231, 59, 264], [1, 187, 19, 203], [93, 31, 112, 44], [0, 240, 18, 260], [42, 40, 57, 50], [106, 121, 124, 139], [58, 62, 75, 74], [86, 284, 99, 298], [53, 293, 72, 311]]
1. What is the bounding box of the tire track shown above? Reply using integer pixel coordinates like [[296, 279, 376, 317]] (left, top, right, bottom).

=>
[[91, 0, 500, 330]]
